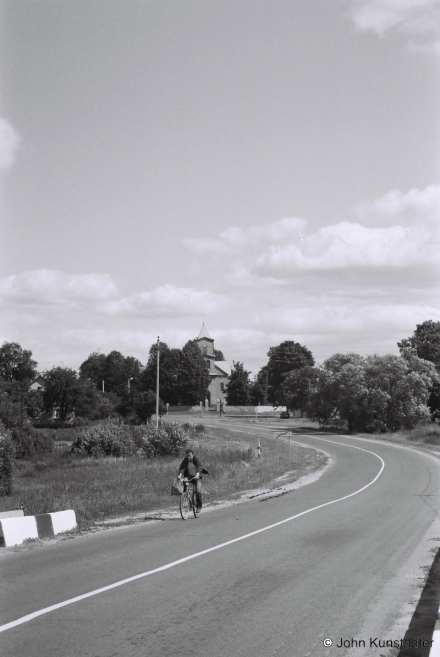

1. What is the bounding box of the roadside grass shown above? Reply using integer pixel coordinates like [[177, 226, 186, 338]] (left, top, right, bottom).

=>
[[0, 422, 328, 530], [352, 423, 440, 449]]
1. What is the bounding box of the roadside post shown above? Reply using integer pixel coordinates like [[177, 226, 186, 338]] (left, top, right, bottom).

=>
[[275, 431, 293, 462], [166, 402, 169, 416], [257, 438, 260, 458]]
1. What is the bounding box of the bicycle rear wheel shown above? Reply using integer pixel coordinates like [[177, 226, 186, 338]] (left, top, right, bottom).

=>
[[180, 491, 190, 520], [192, 490, 201, 518]]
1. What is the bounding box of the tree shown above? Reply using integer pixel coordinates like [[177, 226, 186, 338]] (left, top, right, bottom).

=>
[[0, 380, 44, 428], [226, 362, 251, 405], [133, 391, 166, 424], [308, 353, 437, 432], [178, 340, 210, 405], [0, 342, 37, 383], [42, 367, 114, 421], [281, 365, 318, 415], [266, 341, 315, 404], [308, 355, 369, 432], [398, 321, 440, 419], [398, 321, 440, 365], [141, 342, 181, 405], [79, 352, 107, 388], [214, 349, 225, 361], [250, 366, 269, 405]]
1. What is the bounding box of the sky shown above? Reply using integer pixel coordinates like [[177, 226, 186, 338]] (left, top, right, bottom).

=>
[[0, 0, 439, 376]]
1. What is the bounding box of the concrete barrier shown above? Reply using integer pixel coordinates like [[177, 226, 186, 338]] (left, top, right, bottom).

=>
[[0, 516, 38, 546], [49, 510, 77, 535], [0, 510, 77, 546], [0, 509, 24, 519]]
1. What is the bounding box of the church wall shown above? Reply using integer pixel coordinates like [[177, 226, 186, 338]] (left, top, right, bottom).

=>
[[208, 376, 227, 405]]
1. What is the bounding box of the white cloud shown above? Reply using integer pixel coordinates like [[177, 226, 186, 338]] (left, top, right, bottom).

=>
[[0, 117, 20, 170], [98, 284, 227, 317], [345, 0, 440, 54], [0, 270, 118, 306], [184, 218, 306, 254], [259, 303, 440, 336], [185, 184, 440, 287]]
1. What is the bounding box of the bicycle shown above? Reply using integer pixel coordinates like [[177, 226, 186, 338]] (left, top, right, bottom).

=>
[[179, 476, 201, 520]]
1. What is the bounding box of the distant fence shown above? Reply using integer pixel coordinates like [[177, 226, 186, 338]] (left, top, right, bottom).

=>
[[32, 419, 76, 429], [167, 406, 194, 413]]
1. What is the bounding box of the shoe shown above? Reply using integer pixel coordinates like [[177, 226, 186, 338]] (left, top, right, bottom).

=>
[[197, 506, 202, 513]]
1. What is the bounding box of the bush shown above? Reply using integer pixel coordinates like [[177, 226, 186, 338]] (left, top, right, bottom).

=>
[[0, 423, 15, 496], [71, 420, 137, 457], [138, 422, 189, 458], [11, 426, 54, 460]]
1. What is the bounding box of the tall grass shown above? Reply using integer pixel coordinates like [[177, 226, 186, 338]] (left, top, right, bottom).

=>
[[0, 422, 328, 529]]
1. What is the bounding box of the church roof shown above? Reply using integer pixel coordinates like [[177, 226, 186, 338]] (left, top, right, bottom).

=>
[[197, 322, 212, 340], [215, 361, 231, 376]]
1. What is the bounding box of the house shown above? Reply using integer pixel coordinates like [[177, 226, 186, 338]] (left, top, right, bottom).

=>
[[195, 323, 230, 407], [29, 375, 45, 392]]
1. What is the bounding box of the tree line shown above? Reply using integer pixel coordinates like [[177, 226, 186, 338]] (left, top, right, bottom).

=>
[[0, 320, 439, 433], [225, 320, 440, 432], [0, 339, 211, 428]]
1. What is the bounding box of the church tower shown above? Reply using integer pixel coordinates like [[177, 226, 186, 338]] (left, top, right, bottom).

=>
[[195, 323, 231, 406]]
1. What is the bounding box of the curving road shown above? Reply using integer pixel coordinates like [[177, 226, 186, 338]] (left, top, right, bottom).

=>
[[1, 419, 440, 657]]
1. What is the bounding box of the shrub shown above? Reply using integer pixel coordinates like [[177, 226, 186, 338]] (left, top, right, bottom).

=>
[[0, 423, 15, 495], [71, 420, 137, 457], [138, 422, 189, 458], [11, 426, 54, 460]]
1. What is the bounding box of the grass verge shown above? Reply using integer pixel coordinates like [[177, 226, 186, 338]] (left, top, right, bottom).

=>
[[0, 423, 328, 531]]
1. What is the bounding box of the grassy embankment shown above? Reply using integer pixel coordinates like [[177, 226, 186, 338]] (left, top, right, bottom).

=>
[[0, 422, 327, 530], [354, 422, 440, 449]]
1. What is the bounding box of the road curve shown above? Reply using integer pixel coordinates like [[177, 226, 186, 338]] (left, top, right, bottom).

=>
[[1, 423, 439, 657]]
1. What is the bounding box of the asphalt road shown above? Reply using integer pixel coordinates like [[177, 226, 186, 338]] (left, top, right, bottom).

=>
[[1, 420, 440, 657]]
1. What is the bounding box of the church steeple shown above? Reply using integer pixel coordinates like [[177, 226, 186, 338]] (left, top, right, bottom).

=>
[[197, 322, 212, 340]]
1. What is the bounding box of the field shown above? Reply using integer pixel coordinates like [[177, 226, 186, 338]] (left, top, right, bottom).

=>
[[0, 422, 328, 530]]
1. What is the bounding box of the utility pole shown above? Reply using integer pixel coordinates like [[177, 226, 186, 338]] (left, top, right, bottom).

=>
[[155, 336, 160, 428]]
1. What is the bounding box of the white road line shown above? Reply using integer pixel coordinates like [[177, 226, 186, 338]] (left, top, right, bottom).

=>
[[0, 437, 385, 634]]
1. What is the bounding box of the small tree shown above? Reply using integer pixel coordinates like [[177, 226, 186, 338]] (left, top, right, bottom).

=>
[[141, 342, 181, 405], [226, 362, 251, 405], [178, 341, 210, 405], [266, 341, 314, 404], [398, 320, 440, 419], [0, 422, 15, 496], [250, 366, 269, 405], [281, 365, 318, 415], [0, 342, 37, 383]]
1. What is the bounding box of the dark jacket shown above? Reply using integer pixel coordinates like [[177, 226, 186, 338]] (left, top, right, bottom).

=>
[[179, 455, 203, 479]]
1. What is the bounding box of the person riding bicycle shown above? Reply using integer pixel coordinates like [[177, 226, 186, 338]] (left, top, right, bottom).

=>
[[178, 448, 203, 512]]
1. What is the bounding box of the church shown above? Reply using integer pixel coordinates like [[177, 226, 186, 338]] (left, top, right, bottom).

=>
[[195, 323, 231, 407]]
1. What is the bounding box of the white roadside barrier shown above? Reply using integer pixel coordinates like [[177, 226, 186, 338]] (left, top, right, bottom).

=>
[[0, 510, 77, 546], [0, 509, 24, 519], [0, 516, 38, 546]]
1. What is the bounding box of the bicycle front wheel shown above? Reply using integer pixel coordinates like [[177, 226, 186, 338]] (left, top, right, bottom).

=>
[[180, 491, 190, 520]]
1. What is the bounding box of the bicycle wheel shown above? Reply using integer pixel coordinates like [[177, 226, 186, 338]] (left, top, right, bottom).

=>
[[192, 490, 201, 518], [180, 491, 190, 520]]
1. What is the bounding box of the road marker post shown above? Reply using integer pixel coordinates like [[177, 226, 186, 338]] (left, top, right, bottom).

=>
[[257, 439, 260, 458]]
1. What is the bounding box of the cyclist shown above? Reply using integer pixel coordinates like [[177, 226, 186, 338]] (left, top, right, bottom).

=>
[[178, 448, 203, 512]]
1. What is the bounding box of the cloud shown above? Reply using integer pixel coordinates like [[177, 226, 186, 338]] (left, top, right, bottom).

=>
[[345, 0, 440, 54], [259, 303, 440, 336], [98, 284, 227, 317], [0, 270, 118, 306], [185, 184, 440, 289], [184, 218, 306, 254], [0, 117, 20, 170]]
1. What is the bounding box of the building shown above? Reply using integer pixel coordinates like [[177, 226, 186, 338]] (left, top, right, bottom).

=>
[[195, 323, 230, 406], [29, 375, 45, 392]]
